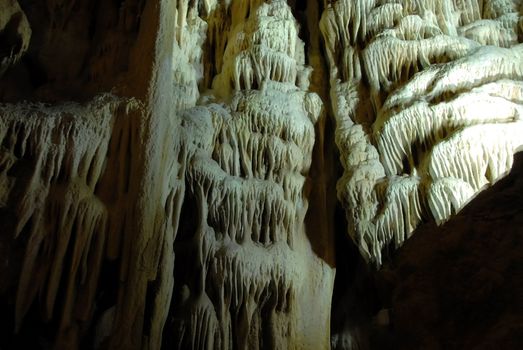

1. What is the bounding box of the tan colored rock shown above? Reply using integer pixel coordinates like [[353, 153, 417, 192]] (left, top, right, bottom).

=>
[[1, 0, 522, 349], [1, 1, 334, 349], [321, 0, 523, 265], [171, 2, 333, 348]]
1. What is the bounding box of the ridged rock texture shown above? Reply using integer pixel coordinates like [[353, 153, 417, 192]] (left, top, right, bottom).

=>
[[0, 0, 522, 349], [320, 0, 523, 266]]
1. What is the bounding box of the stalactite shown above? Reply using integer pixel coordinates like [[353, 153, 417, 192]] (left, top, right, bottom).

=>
[[170, 1, 334, 349], [2, 0, 523, 349], [321, 0, 523, 266], [0, 95, 141, 344]]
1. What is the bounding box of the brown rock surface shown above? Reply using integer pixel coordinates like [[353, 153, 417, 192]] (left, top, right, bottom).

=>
[[374, 152, 523, 349]]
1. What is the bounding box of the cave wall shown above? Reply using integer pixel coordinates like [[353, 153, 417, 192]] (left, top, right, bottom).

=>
[[0, 0, 522, 349], [321, 0, 523, 266]]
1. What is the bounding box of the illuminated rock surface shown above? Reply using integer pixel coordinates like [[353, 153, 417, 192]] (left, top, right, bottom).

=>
[[320, 0, 523, 265], [0, 0, 521, 349]]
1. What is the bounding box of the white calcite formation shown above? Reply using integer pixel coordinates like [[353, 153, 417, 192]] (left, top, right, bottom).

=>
[[1, 0, 523, 349], [0, 0, 334, 349], [321, 0, 523, 265], [172, 2, 333, 349], [0, 95, 142, 347]]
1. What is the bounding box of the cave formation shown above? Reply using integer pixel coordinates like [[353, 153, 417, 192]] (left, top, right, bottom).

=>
[[0, 0, 522, 349]]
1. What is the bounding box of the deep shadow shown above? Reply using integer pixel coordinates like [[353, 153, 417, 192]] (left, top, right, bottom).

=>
[[373, 151, 523, 349]]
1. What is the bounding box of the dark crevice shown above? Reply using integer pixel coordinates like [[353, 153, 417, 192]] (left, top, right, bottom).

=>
[[331, 202, 381, 350]]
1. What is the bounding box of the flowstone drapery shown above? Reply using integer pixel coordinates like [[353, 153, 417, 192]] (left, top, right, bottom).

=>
[[0, 0, 522, 349], [0, 0, 334, 349], [320, 0, 523, 265], [170, 2, 333, 349]]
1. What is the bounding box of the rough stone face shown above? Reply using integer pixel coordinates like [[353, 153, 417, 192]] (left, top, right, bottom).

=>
[[0, 0, 522, 349], [0, 0, 30, 78], [372, 152, 523, 350]]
